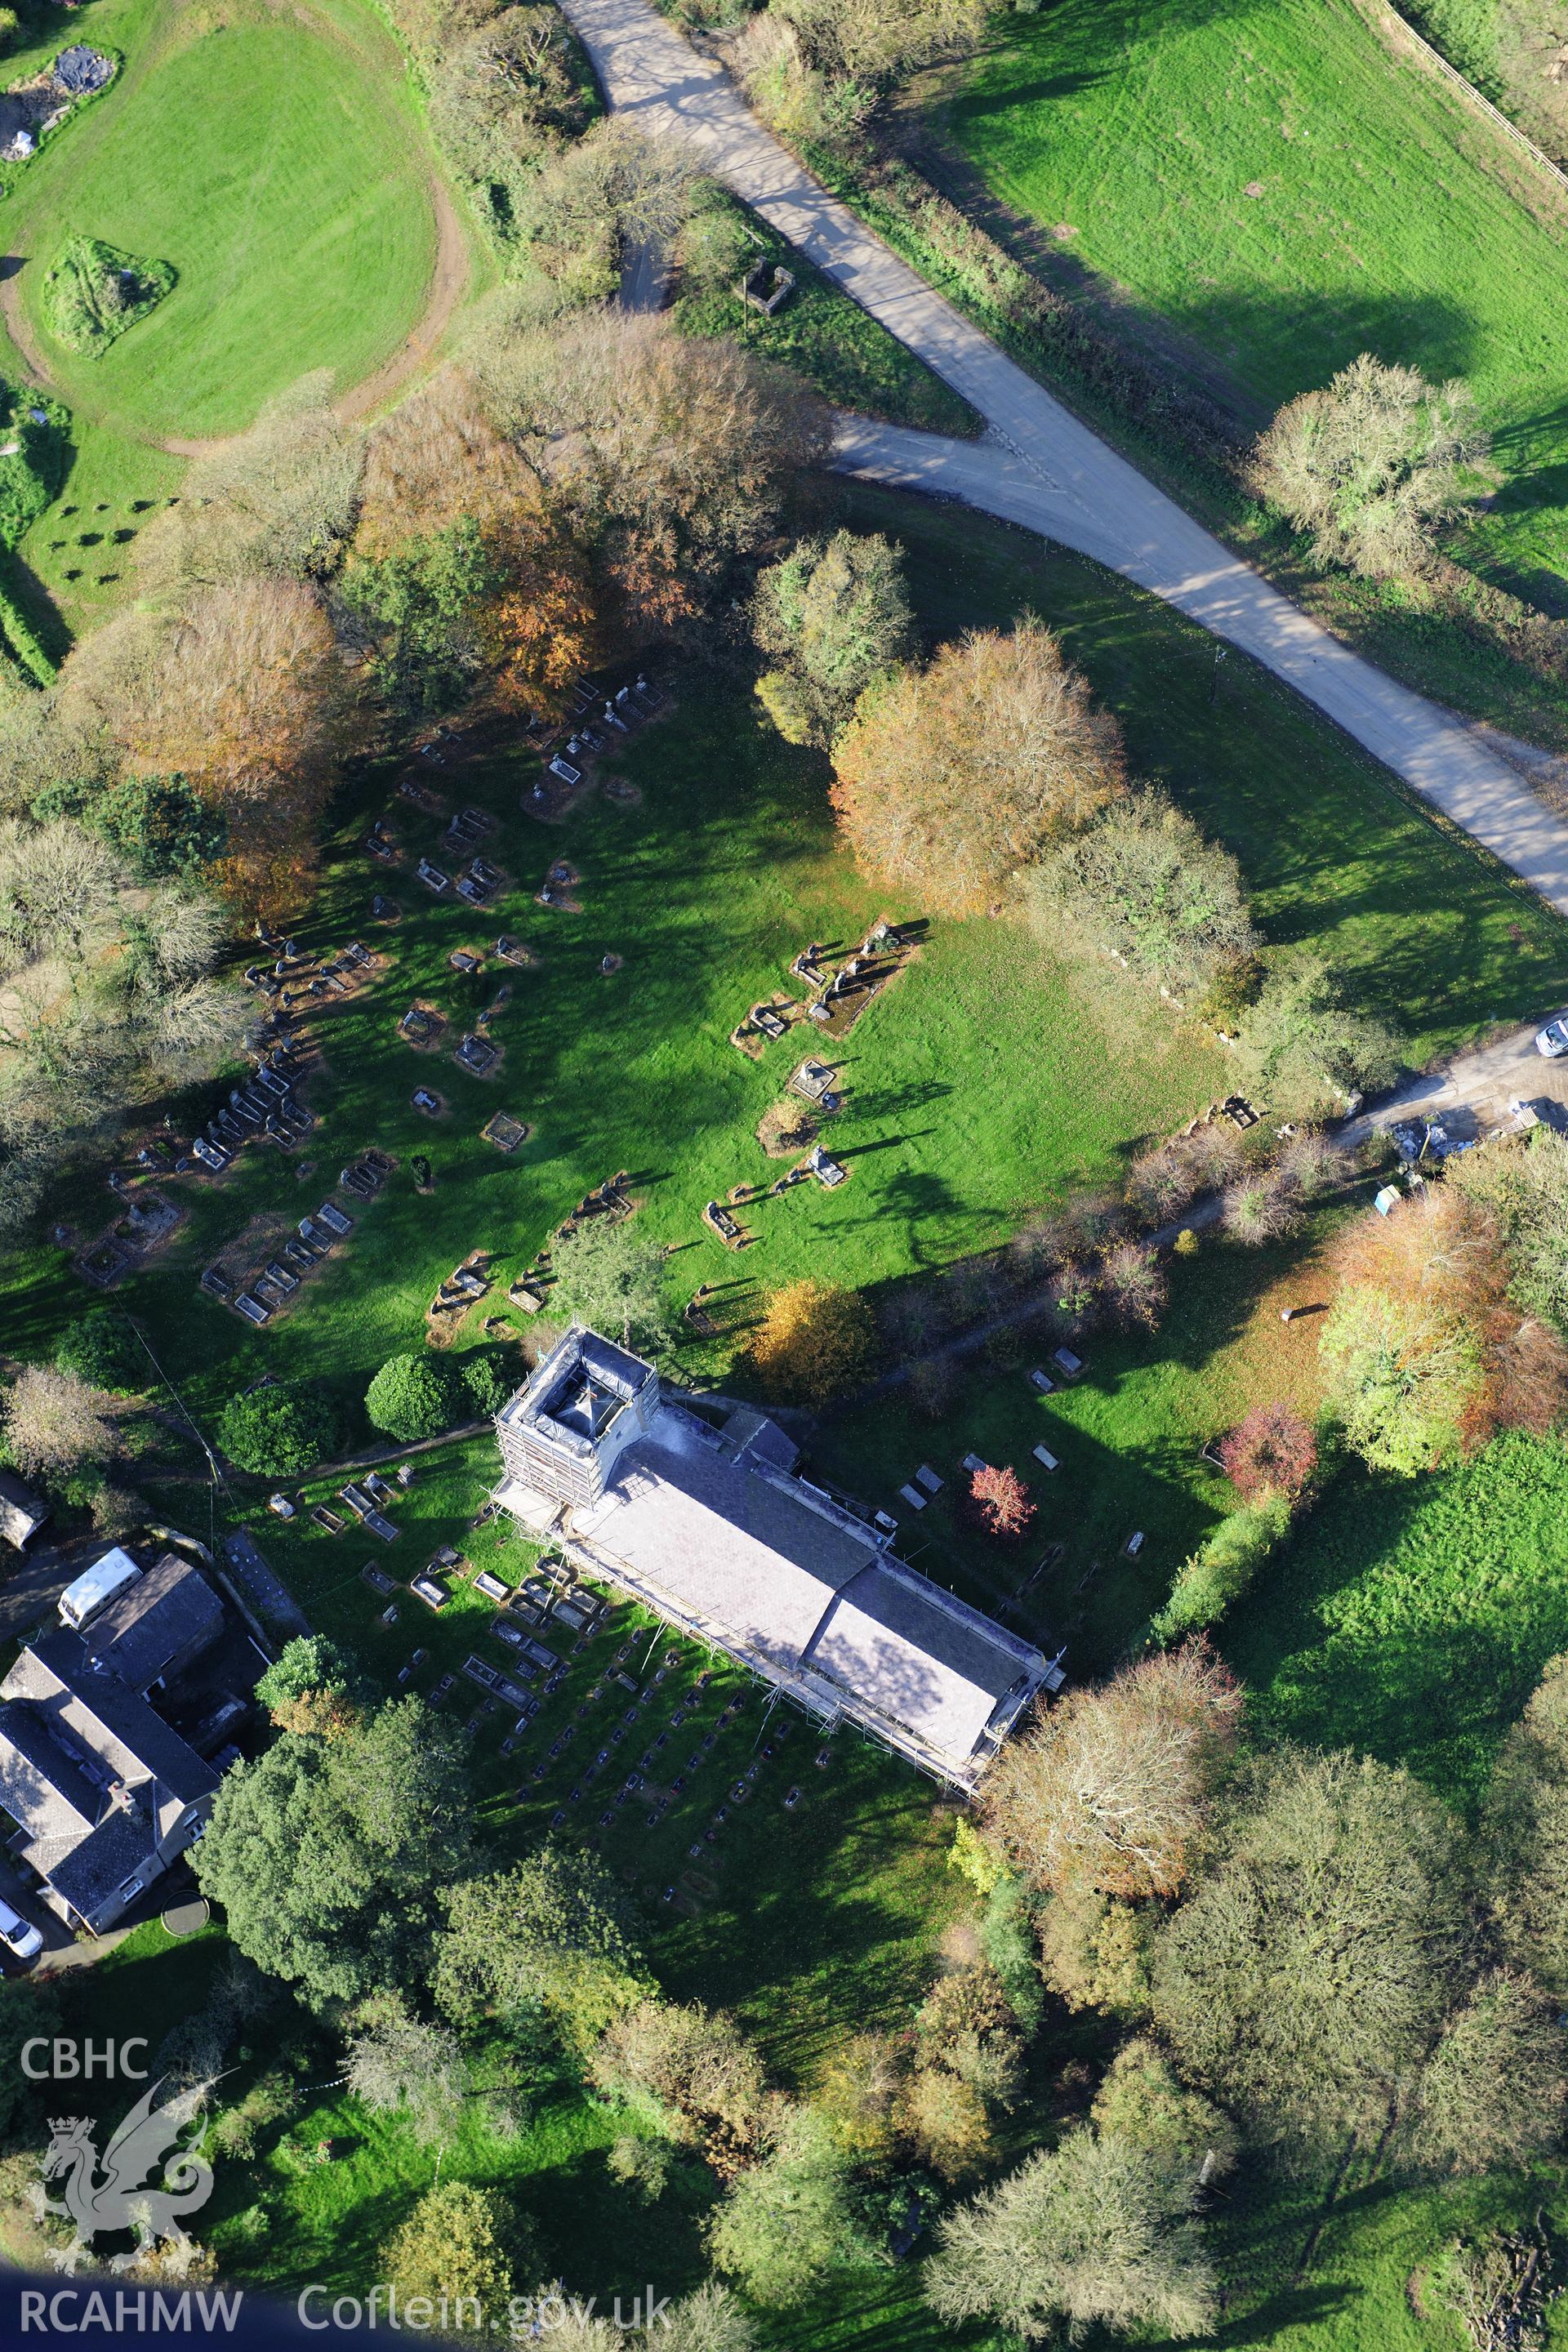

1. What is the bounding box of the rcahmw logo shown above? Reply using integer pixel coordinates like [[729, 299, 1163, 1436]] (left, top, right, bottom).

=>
[[19, 2287, 243, 2334], [26, 2074, 216, 2275]]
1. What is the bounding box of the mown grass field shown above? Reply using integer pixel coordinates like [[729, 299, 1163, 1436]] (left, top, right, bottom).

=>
[[943, 0, 1568, 608], [17, 430, 185, 635], [6, 0, 439, 443]]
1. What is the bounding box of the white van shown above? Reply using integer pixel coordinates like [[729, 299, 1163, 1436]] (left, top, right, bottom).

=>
[[58, 1546, 142, 1633]]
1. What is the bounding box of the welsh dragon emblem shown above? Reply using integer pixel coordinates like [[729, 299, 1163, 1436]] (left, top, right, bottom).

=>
[[31, 2077, 215, 2273]]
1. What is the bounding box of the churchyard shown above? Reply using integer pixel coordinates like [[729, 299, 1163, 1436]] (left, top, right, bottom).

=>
[[9, 483, 1566, 1423], [11, 477, 1568, 1805], [221, 1435, 954, 2051], [4, 0, 1568, 2323], [10, 485, 1568, 2345]]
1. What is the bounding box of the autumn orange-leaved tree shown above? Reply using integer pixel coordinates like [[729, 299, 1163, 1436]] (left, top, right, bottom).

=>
[[355, 368, 537, 557], [53, 576, 357, 919], [830, 618, 1125, 915], [482, 309, 826, 648], [479, 501, 599, 712], [969, 1463, 1036, 1540], [1322, 1184, 1568, 1474], [748, 1279, 875, 1407]]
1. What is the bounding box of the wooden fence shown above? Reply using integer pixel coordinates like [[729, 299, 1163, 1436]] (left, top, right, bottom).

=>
[[1374, 0, 1568, 203]]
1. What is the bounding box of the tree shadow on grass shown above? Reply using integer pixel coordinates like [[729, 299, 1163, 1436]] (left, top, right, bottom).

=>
[[955, 63, 1115, 117], [1200, 2284, 1360, 2347], [524, 2130, 716, 2307], [1223, 1437, 1568, 1805]]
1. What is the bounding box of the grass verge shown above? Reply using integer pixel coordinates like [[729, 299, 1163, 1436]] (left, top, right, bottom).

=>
[[673, 189, 981, 434]]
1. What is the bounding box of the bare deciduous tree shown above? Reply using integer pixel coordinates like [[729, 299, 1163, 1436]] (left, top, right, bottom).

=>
[[1250, 353, 1494, 580], [1218, 1402, 1317, 1502], [1220, 1168, 1304, 1246], [924, 2125, 1217, 2342], [0, 815, 243, 1232], [983, 1643, 1243, 1900], [135, 374, 363, 598], [1101, 1239, 1168, 1330], [345, 1999, 470, 2146], [477, 309, 825, 641], [2, 1365, 117, 1480]]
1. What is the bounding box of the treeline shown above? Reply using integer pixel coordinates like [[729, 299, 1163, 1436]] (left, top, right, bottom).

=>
[[753, 528, 1400, 1121], [1158, 1120, 1568, 1642], [0, 1253, 679, 1542], [965, 1639, 1568, 2339], [0, 0, 840, 1242], [64, 1620, 1568, 2337], [376, 0, 695, 287], [730, 0, 989, 148], [726, 511, 1412, 1418], [0, 804, 244, 1236]]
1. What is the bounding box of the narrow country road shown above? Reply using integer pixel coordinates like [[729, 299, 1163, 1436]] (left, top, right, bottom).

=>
[[561, 0, 1568, 917]]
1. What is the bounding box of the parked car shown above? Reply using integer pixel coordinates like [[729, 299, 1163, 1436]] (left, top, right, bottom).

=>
[[0, 1897, 43, 1962], [1536, 1014, 1568, 1058]]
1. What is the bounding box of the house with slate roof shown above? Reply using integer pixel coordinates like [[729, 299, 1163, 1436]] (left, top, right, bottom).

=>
[[0, 1550, 261, 1934]]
